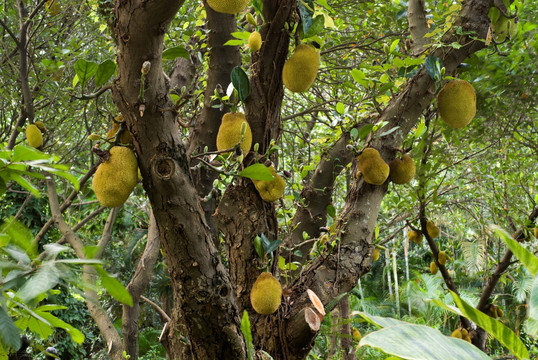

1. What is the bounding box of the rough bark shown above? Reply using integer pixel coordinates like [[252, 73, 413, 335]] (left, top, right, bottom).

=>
[[407, 0, 430, 56], [111, 0, 245, 358], [281, 1, 492, 357], [339, 295, 353, 360], [122, 210, 162, 360]]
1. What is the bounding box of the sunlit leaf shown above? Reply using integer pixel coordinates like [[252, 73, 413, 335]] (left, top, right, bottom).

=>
[[238, 164, 274, 181], [95, 266, 133, 306]]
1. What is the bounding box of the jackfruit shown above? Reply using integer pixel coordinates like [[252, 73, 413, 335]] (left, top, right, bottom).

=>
[[373, 248, 380, 262], [26, 124, 43, 148], [250, 272, 282, 315], [497, 307, 504, 317], [206, 0, 250, 14], [463, 335, 472, 343], [35, 120, 46, 132], [426, 220, 440, 238], [216, 112, 252, 156], [438, 251, 448, 266], [534, 227, 538, 238], [92, 146, 138, 208], [389, 154, 416, 184], [450, 329, 462, 339], [461, 328, 468, 337], [357, 148, 390, 185], [282, 44, 320, 93], [437, 79, 476, 129], [430, 261, 438, 275], [252, 166, 285, 202], [45, 0, 60, 16], [248, 31, 262, 51], [487, 304, 498, 318], [106, 118, 133, 145], [352, 328, 362, 342], [408, 230, 423, 244]]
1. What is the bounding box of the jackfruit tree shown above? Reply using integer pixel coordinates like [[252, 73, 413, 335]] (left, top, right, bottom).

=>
[[1, 0, 537, 359]]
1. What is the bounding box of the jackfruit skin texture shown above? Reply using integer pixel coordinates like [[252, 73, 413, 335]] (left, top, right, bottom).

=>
[[26, 125, 43, 148], [408, 230, 423, 244], [216, 112, 252, 156], [430, 261, 438, 275], [426, 220, 440, 238], [461, 329, 468, 337], [437, 79, 476, 129], [357, 148, 390, 185], [282, 44, 320, 93], [35, 120, 46, 132], [248, 31, 262, 51], [373, 248, 380, 262], [438, 251, 448, 266], [92, 146, 138, 208], [106, 122, 133, 145], [450, 329, 462, 339], [252, 166, 285, 202], [250, 272, 282, 315], [206, 0, 250, 14], [389, 154, 416, 184], [352, 328, 362, 341]]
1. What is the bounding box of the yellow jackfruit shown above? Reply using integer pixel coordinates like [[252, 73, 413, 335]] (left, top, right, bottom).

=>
[[437, 79, 476, 129], [389, 154, 416, 184], [26, 124, 43, 148], [438, 251, 448, 266], [461, 328, 468, 337], [250, 272, 282, 315], [248, 31, 262, 51], [357, 148, 390, 186], [206, 0, 250, 14], [373, 248, 380, 262], [92, 146, 138, 208], [352, 328, 362, 342], [408, 230, 423, 244], [34, 120, 46, 132], [497, 307, 504, 317], [430, 261, 438, 275], [252, 166, 285, 202], [463, 335, 472, 343], [450, 329, 462, 339], [106, 118, 133, 145], [216, 112, 252, 156], [282, 44, 320, 93], [487, 304, 498, 318], [45, 0, 60, 16], [534, 227, 538, 238], [426, 220, 440, 238]]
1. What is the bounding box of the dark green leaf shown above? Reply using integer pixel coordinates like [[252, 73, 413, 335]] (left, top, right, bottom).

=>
[[264, 239, 282, 254], [238, 164, 274, 181], [231, 66, 250, 102], [358, 124, 375, 140], [94, 60, 116, 87], [326, 204, 336, 218], [162, 46, 190, 61], [74, 58, 98, 88], [298, 0, 315, 36], [95, 266, 133, 306], [0, 306, 21, 351], [424, 56, 443, 82], [253, 236, 264, 260], [18, 262, 60, 302], [304, 15, 325, 38]]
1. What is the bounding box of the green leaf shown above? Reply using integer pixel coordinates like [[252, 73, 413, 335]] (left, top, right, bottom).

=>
[[489, 225, 538, 276], [6, 173, 40, 197], [448, 291, 530, 360], [34, 310, 84, 344], [298, 0, 315, 36], [241, 311, 254, 360], [326, 204, 336, 218], [358, 124, 375, 140], [389, 39, 400, 54], [94, 60, 116, 87], [359, 323, 492, 360], [253, 236, 264, 260], [0, 306, 21, 351], [304, 15, 325, 38], [528, 276, 538, 322], [230, 31, 252, 40], [264, 239, 282, 254], [11, 144, 47, 162], [424, 56, 443, 82], [74, 58, 98, 88], [0, 218, 37, 257], [224, 39, 246, 46], [18, 262, 60, 302], [231, 66, 250, 102], [336, 102, 345, 115], [162, 46, 189, 60], [95, 266, 133, 306], [238, 164, 274, 181], [357, 311, 409, 328], [28, 315, 53, 340]]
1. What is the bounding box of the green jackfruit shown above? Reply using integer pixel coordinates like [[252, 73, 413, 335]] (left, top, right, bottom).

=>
[[26, 124, 43, 148], [92, 146, 138, 208], [206, 0, 250, 14], [426, 220, 440, 238], [252, 166, 285, 202], [216, 112, 252, 156], [357, 148, 390, 186], [437, 79, 476, 129], [248, 31, 262, 51], [282, 44, 320, 92], [250, 272, 282, 315], [408, 230, 423, 244], [389, 153, 416, 184], [438, 251, 448, 266], [430, 261, 438, 275]]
